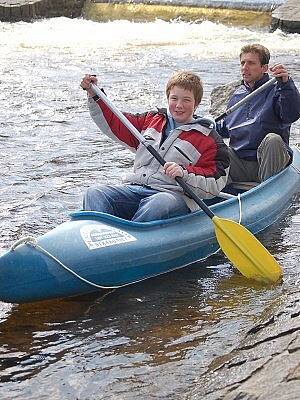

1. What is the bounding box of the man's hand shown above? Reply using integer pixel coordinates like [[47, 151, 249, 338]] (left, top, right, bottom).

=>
[[80, 74, 98, 96], [269, 64, 289, 83]]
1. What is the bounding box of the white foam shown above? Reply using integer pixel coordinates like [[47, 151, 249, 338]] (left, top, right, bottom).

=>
[[0, 17, 299, 58]]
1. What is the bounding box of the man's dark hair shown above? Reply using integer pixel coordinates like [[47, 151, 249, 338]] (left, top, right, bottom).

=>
[[240, 44, 270, 66]]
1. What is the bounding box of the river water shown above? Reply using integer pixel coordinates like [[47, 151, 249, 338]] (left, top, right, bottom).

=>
[[0, 15, 299, 399]]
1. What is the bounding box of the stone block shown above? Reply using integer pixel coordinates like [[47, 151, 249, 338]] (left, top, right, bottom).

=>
[[4, 6, 11, 21], [33, 0, 41, 16], [10, 5, 22, 21], [20, 4, 31, 20], [37, 0, 48, 16], [271, 0, 300, 33]]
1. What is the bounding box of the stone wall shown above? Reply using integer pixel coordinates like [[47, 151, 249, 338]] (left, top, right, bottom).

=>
[[0, 0, 85, 22]]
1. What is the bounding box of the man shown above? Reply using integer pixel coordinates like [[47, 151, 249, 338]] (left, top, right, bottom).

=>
[[80, 71, 229, 221], [217, 43, 300, 183]]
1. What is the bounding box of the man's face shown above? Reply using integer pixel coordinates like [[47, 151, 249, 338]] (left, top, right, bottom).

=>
[[168, 86, 196, 124], [240, 52, 268, 88]]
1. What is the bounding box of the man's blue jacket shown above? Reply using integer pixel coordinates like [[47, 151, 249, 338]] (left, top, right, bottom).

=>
[[217, 74, 300, 160]]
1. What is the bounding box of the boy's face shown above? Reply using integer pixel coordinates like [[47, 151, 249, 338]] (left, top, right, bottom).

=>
[[168, 86, 196, 124], [240, 52, 268, 88]]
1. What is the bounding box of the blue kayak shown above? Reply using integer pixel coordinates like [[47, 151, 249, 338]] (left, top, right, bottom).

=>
[[0, 145, 299, 304]]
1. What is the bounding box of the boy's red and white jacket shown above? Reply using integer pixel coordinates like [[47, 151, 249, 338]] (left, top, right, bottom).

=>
[[88, 97, 229, 211]]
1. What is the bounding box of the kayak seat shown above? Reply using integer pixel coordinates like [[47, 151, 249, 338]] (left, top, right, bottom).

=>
[[231, 181, 259, 190], [221, 181, 259, 196]]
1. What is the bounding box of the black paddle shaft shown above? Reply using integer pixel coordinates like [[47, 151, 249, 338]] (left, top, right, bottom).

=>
[[146, 144, 215, 219]]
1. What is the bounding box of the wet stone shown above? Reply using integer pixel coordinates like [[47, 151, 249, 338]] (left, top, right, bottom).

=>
[[188, 292, 300, 399]]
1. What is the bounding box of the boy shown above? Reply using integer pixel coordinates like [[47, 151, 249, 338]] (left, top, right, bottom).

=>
[[81, 71, 229, 222]]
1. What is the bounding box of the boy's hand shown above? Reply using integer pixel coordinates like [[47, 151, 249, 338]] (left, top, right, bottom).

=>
[[80, 74, 98, 96], [164, 162, 184, 179]]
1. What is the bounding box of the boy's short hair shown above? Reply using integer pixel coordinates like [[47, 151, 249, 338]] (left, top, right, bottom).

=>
[[240, 44, 270, 66], [166, 70, 203, 107]]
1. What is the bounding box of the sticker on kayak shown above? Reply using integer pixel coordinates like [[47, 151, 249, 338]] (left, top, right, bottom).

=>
[[80, 224, 137, 250]]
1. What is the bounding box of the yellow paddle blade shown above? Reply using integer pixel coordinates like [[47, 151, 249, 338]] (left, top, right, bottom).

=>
[[212, 216, 282, 283]]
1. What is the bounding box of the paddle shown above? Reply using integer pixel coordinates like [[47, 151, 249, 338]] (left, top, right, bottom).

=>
[[89, 83, 282, 284]]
